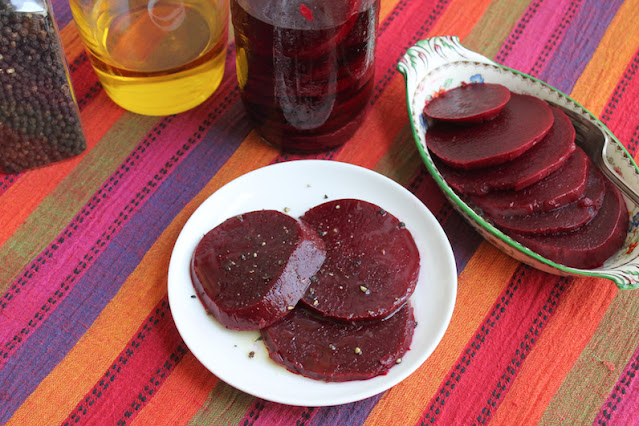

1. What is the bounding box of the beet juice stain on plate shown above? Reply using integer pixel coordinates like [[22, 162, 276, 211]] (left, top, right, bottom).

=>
[[231, 0, 380, 152]]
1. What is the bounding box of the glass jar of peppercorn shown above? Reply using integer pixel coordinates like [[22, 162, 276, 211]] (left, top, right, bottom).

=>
[[0, 0, 86, 174]]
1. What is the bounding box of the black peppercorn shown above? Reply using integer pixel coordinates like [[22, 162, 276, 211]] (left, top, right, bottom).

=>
[[0, 1, 86, 173]]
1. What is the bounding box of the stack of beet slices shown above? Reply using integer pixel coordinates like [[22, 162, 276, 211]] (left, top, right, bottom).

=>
[[424, 83, 628, 269], [191, 199, 420, 382]]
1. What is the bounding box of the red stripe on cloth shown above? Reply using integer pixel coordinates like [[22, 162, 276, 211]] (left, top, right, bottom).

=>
[[417, 267, 568, 424], [67, 52, 102, 111], [61, 298, 186, 425]]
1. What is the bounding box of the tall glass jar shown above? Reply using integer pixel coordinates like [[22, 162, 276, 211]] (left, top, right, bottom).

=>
[[231, 0, 379, 152]]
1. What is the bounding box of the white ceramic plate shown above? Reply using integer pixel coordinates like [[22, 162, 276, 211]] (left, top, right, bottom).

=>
[[167, 159, 457, 407]]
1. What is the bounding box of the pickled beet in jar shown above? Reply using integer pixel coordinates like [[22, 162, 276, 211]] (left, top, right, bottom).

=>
[[231, 0, 379, 152]]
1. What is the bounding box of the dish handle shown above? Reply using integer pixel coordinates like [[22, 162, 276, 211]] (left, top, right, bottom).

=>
[[397, 36, 494, 95]]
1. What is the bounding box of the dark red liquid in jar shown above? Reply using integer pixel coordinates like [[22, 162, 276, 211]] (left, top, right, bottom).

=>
[[231, 0, 379, 152]]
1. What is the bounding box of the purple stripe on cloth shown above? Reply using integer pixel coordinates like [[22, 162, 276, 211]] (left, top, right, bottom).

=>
[[537, 0, 625, 92], [528, 0, 583, 77], [0, 101, 251, 425], [51, 0, 74, 29], [496, 0, 585, 75], [594, 344, 639, 424], [495, 0, 547, 66]]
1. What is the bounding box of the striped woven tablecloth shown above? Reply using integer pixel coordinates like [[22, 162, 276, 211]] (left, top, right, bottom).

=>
[[2, 0, 639, 424]]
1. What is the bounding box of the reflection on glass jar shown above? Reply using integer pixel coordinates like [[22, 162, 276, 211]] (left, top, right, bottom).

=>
[[70, 0, 229, 115]]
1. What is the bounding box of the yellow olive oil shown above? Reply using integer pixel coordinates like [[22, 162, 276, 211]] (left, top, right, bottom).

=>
[[70, 0, 228, 115]]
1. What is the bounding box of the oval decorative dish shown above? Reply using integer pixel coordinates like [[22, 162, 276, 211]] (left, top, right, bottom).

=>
[[398, 36, 639, 289]]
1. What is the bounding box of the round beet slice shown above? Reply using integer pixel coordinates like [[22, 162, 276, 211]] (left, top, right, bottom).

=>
[[261, 304, 416, 382], [468, 148, 590, 217], [424, 83, 511, 123], [436, 105, 575, 194], [427, 93, 554, 170], [481, 165, 605, 235], [300, 199, 420, 322], [510, 181, 629, 269], [191, 210, 326, 331]]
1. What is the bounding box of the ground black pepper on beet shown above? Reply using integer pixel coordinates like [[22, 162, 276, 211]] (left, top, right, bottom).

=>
[[0, 1, 86, 173]]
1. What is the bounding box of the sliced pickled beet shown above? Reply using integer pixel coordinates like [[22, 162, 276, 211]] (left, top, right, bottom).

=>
[[481, 165, 605, 235], [427, 93, 554, 169], [261, 303, 416, 382], [300, 199, 420, 322], [191, 210, 326, 331], [436, 105, 575, 194], [510, 181, 629, 269], [424, 83, 511, 123], [468, 148, 590, 217]]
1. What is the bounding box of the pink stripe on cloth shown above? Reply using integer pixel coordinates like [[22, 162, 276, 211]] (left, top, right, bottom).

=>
[[495, 0, 583, 73], [594, 343, 639, 424], [417, 267, 569, 424]]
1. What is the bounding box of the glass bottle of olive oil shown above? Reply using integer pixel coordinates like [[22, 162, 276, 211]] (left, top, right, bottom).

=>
[[70, 0, 228, 115]]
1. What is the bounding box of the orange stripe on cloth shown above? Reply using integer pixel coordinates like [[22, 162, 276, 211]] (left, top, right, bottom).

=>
[[363, 244, 519, 426], [128, 352, 218, 426], [338, 78, 408, 167], [568, 0, 639, 115], [379, 0, 399, 20], [489, 276, 618, 425], [6, 135, 279, 426]]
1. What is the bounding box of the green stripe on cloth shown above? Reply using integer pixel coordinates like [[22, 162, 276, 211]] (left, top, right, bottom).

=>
[[188, 382, 255, 425], [463, 0, 534, 58], [539, 289, 639, 424], [0, 113, 159, 291]]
